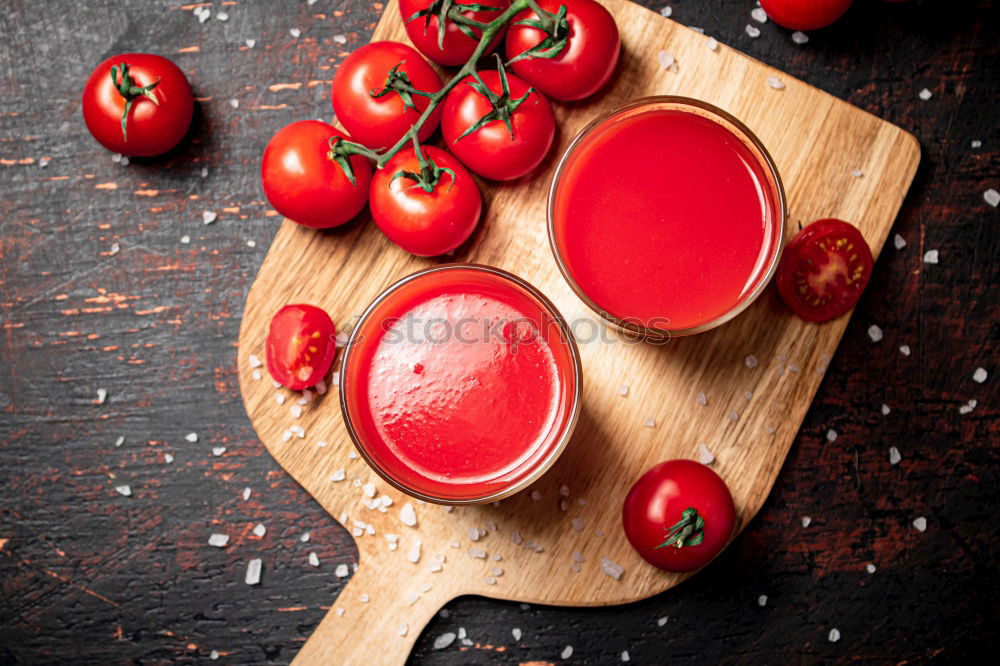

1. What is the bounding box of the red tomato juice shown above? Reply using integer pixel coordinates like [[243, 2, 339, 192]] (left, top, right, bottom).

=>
[[551, 101, 783, 333], [341, 266, 580, 502]]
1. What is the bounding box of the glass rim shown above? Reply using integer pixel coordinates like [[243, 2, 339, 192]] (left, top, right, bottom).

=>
[[338, 263, 583, 505], [546, 95, 788, 339]]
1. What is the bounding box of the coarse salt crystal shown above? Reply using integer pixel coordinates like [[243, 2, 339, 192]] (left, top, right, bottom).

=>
[[600, 557, 624, 580], [972, 367, 987, 383], [290, 28, 301, 38], [645, 417, 656, 428], [433, 632, 456, 649], [333, 34, 347, 45], [407, 539, 422, 563], [217, 11, 229, 21], [330, 469, 345, 482], [242, 487, 251, 501], [469, 548, 487, 559], [335, 608, 344, 616], [164, 453, 175, 464], [531, 490, 542, 501], [698, 443, 715, 465], [791, 31, 809, 44], [562, 646, 574, 659], [281, 430, 292, 442], [695, 392, 707, 406], [245, 39, 256, 49], [484, 576, 497, 585], [727, 409, 739, 422], [335, 564, 348, 578], [245, 558, 262, 585], [866, 563, 877, 574], [751, 7, 768, 22], [971, 140, 982, 148], [767, 76, 784, 90], [923, 249, 939, 264], [801, 516, 812, 527], [868, 325, 883, 342], [560, 484, 570, 496], [401, 502, 417, 527], [618, 384, 629, 396], [828, 628, 841, 642], [457, 627, 466, 639], [765, 424, 776, 434], [758, 594, 767, 606], [275, 394, 286, 405], [894, 233, 906, 250], [826, 429, 838, 442], [746, 24, 761, 38], [888, 446, 902, 465], [660, 6, 672, 17], [913, 516, 927, 532], [852, 169, 863, 178], [115, 484, 132, 497], [348, 450, 357, 459], [744, 390, 753, 401], [690, 26, 704, 34], [657, 617, 668, 627], [96, 388, 108, 404], [745, 354, 758, 368], [253, 523, 266, 537], [571, 518, 585, 532], [300, 531, 310, 543], [109, 242, 120, 255], [468, 527, 481, 541], [622, 650, 631, 662], [202, 210, 217, 225], [706, 36, 718, 51], [212, 446, 226, 456], [429, 561, 442, 572], [881, 404, 891, 416], [491, 566, 503, 576], [918, 88, 932, 100], [362, 482, 376, 498], [405, 591, 420, 605], [560, 500, 569, 511], [899, 345, 911, 356], [185, 432, 198, 443], [115, 436, 125, 447], [308, 552, 319, 567], [315, 379, 327, 395], [398, 624, 408, 636], [210, 650, 219, 660], [290, 404, 302, 418], [657, 50, 675, 69], [251, 369, 261, 380]]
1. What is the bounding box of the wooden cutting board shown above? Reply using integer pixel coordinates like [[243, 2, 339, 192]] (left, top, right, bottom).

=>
[[236, 1, 919, 662]]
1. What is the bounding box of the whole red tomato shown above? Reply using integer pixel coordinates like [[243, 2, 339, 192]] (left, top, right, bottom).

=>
[[261, 120, 372, 229], [332, 41, 443, 150], [82, 53, 193, 156], [505, 0, 620, 101], [760, 0, 854, 31], [623, 460, 736, 573], [776, 218, 873, 323], [266, 304, 338, 390], [370, 146, 481, 256], [400, 0, 510, 66], [442, 69, 554, 181]]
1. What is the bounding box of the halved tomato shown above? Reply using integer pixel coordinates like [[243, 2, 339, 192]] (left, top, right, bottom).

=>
[[265, 304, 337, 390], [776, 218, 874, 322]]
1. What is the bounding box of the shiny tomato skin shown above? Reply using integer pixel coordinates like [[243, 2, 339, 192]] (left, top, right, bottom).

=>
[[505, 0, 620, 101], [332, 41, 443, 150], [82, 53, 193, 157], [776, 218, 874, 323], [400, 0, 510, 66], [370, 146, 481, 256], [760, 0, 854, 31], [266, 304, 338, 390], [442, 71, 555, 181], [261, 120, 372, 229], [623, 460, 736, 573]]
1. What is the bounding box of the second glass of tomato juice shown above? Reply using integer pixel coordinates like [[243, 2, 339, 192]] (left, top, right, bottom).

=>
[[339, 265, 582, 504], [548, 96, 787, 338]]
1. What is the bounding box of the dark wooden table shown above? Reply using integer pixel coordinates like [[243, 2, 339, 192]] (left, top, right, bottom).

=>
[[1, 0, 997, 663]]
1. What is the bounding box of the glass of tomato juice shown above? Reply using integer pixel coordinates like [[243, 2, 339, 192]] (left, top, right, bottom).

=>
[[548, 96, 787, 338], [340, 264, 582, 504]]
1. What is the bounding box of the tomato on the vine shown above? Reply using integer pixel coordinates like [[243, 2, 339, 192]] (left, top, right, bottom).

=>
[[442, 67, 554, 181], [82, 53, 193, 157], [261, 120, 372, 229], [505, 0, 620, 102], [776, 218, 873, 323], [760, 0, 854, 31], [266, 304, 338, 390], [400, 0, 510, 66], [332, 41, 443, 150], [623, 460, 736, 573], [370, 145, 482, 256]]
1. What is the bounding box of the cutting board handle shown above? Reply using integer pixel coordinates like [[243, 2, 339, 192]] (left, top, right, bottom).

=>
[[293, 560, 450, 665]]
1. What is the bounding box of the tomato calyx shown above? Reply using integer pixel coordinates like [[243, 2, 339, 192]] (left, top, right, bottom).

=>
[[327, 136, 366, 187], [370, 63, 437, 111], [654, 507, 706, 549], [507, 2, 570, 64], [459, 56, 535, 140], [109, 62, 161, 142], [392, 141, 457, 193], [406, 0, 502, 48]]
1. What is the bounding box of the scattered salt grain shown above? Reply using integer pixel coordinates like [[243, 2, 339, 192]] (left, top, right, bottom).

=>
[[229, 98, 239, 109], [433, 632, 456, 649], [689, 26, 704, 34], [867, 325, 883, 342], [758, 594, 767, 607], [791, 31, 809, 45], [562, 646, 574, 659], [290, 28, 301, 38], [899, 345, 911, 356], [407, 540, 422, 563], [245, 558, 262, 585], [743, 390, 753, 401], [560, 500, 569, 511], [618, 384, 629, 397], [645, 417, 656, 428], [330, 469, 345, 482], [893, 233, 906, 250], [290, 404, 302, 418], [335, 564, 348, 578], [458, 628, 467, 639], [828, 628, 841, 643], [180, 235, 191, 244], [196, 8, 211, 23], [468, 527, 481, 541], [242, 487, 251, 501], [622, 651, 631, 662], [766, 76, 784, 90], [698, 443, 715, 465], [109, 242, 121, 255], [362, 482, 376, 498], [657, 50, 675, 70], [39, 157, 50, 168], [512, 532, 522, 545], [913, 516, 927, 532], [114, 436, 125, 447], [706, 36, 718, 51], [657, 617, 668, 627], [959, 400, 977, 415], [600, 557, 624, 580], [571, 518, 585, 532], [333, 34, 347, 45], [216, 11, 229, 21], [765, 424, 776, 434], [398, 624, 408, 636], [164, 453, 175, 464], [185, 432, 198, 443], [745, 24, 761, 38], [405, 591, 420, 605], [881, 404, 891, 416], [801, 516, 812, 527], [866, 563, 877, 574], [971, 140, 982, 148], [300, 531, 310, 543], [469, 548, 487, 559], [918, 88, 932, 101], [308, 552, 319, 567], [852, 168, 863, 178], [826, 429, 838, 443], [245, 39, 256, 49], [695, 391, 708, 406], [751, 7, 768, 22], [253, 523, 266, 537], [115, 484, 132, 497], [973, 367, 988, 383], [96, 388, 107, 404], [659, 6, 672, 17], [745, 354, 758, 368], [531, 490, 542, 501], [484, 576, 497, 585], [348, 450, 357, 459], [401, 502, 417, 527], [251, 369, 262, 380], [727, 409, 739, 422], [560, 484, 570, 496], [336, 608, 344, 616], [923, 249, 939, 264], [984, 188, 1000, 208], [212, 446, 226, 456], [202, 210, 217, 225]]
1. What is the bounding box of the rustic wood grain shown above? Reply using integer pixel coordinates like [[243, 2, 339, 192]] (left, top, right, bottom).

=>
[[236, 1, 920, 662], [1, 1, 997, 664]]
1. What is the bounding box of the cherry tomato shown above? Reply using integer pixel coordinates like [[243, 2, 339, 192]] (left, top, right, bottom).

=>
[[82, 53, 193, 157], [442, 69, 555, 181], [332, 41, 443, 150], [776, 218, 874, 323], [623, 460, 736, 573], [369, 146, 481, 256], [266, 304, 338, 390], [261, 120, 372, 229], [505, 0, 620, 102], [400, 0, 510, 66], [760, 0, 854, 31]]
